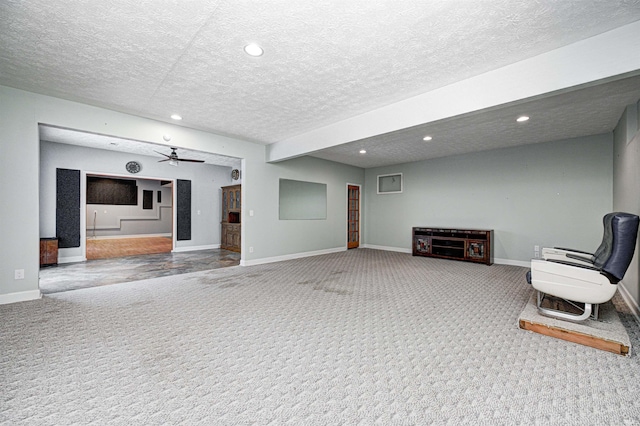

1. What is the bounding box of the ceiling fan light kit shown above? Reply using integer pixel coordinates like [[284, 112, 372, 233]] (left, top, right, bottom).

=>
[[155, 148, 205, 165]]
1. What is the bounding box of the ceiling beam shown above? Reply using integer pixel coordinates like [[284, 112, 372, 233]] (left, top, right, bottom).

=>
[[266, 20, 640, 163]]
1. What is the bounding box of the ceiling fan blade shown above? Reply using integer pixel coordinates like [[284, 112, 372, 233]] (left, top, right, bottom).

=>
[[158, 159, 170, 162], [154, 150, 171, 158], [177, 158, 205, 163]]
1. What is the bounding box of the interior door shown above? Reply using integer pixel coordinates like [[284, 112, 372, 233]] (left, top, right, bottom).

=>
[[348, 185, 360, 249]]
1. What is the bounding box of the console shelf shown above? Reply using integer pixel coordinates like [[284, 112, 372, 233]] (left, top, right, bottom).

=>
[[412, 227, 493, 265]]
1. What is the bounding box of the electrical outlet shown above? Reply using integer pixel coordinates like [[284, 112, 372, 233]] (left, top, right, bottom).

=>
[[15, 269, 24, 280], [534, 245, 540, 252], [249, 247, 254, 253]]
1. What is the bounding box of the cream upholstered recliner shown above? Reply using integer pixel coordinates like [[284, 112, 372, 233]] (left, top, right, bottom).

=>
[[526, 212, 639, 322]]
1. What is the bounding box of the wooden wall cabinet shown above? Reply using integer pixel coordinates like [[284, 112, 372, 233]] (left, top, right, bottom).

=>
[[221, 184, 241, 252], [40, 237, 59, 266], [412, 227, 493, 265]]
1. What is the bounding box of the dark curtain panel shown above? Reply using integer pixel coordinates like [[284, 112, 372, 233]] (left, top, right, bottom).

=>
[[56, 168, 81, 248], [177, 179, 191, 241]]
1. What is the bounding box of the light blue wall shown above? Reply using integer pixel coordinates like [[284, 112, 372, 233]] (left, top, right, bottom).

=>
[[246, 156, 364, 262], [0, 82, 624, 303], [0, 85, 364, 300], [613, 100, 640, 308], [364, 135, 613, 264], [40, 141, 233, 257]]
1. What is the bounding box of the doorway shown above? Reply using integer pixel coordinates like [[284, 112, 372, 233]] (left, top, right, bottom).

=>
[[348, 184, 360, 249], [86, 174, 174, 260]]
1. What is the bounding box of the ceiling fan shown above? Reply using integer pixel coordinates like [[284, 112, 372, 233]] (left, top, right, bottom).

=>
[[155, 148, 204, 165]]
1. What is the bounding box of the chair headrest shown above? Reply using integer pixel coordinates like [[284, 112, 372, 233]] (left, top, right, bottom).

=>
[[592, 212, 616, 268], [601, 212, 639, 283]]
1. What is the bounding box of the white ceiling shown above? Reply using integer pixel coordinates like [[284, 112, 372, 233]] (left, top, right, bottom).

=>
[[312, 74, 640, 168], [2, 1, 640, 168], [38, 125, 242, 169]]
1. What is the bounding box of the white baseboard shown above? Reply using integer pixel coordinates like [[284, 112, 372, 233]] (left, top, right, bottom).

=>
[[618, 282, 640, 325], [87, 233, 171, 240], [494, 258, 530, 268], [361, 244, 412, 254], [0, 290, 42, 305], [58, 256, 86, 264], [172, 244, 220, 253], [241, 247, 347, 266], [360, 245, 531, 268]]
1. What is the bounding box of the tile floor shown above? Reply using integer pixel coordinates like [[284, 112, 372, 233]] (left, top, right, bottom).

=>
[[39, 248, 241, 294]]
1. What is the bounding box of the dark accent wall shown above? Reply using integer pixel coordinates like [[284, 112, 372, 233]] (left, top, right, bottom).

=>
[[56, 168, 81, 248], [177, 179, 191, 241], [87, 176, 137, 205]]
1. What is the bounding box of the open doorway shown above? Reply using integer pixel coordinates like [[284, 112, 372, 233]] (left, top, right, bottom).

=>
[[85, 175, 174, 260], [347, 184, 361, 249], [38, 124, 243, 293]]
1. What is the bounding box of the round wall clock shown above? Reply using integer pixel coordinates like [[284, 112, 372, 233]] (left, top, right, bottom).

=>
[[126, 161, 142, 174], [231, 169, 240, 180]]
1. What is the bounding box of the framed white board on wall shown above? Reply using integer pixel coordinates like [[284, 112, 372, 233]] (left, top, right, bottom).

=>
[[377, 173, 403, 194]]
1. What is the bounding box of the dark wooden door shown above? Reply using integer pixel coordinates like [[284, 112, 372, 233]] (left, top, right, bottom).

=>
[[348, 185, 360, 249]]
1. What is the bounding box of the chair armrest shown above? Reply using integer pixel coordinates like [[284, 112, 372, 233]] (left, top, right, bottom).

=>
[[544, 258, 598, 271], [541, 247, 593, 264], [565, 253, 594, 264], [554, 247, 593, 256]]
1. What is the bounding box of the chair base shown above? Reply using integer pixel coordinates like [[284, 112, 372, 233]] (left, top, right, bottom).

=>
[[536, 291, 599, 322]]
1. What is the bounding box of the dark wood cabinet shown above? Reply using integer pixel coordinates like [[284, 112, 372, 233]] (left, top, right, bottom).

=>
[[412, 227, 493, 265], [221, 184, 241, 252], [40, 238, 59, 266]]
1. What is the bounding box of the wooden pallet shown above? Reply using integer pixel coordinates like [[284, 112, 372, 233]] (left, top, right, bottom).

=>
[[519, 319, 629, 356], [519, 294, 630, 356]]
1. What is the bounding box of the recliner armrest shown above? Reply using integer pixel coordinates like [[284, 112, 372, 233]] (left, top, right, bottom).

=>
[[554, 247, 594, 256], [541, 247, 593, 265], [544, 258, 598, 270], [565, 253, 594, 264]]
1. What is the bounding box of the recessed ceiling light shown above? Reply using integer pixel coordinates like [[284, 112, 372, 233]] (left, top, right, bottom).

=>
[[244, 43, 264, 57], [171, 114, 182, 120], [359, 149, 367, 154], [423, 135, 433, 141], [516, 116, 530, 123]]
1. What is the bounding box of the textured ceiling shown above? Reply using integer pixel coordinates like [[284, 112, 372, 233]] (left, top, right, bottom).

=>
[[2, 1, 640, 167], [311, 74, 640, 168], [39, 125, 242, 169]]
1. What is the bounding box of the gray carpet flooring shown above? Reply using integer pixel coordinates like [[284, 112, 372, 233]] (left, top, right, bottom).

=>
[[2, 249, 640, 425]]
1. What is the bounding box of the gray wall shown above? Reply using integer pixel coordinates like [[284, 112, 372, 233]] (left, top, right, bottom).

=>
[[363, 134, 613, 264], [0, 82, 629, 305], [0, 85, 364, 300], [40, 141, 233, 260], [247, 156, 364, 262], [86, 178, 173, 238], [613, 100, 640, 309]]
